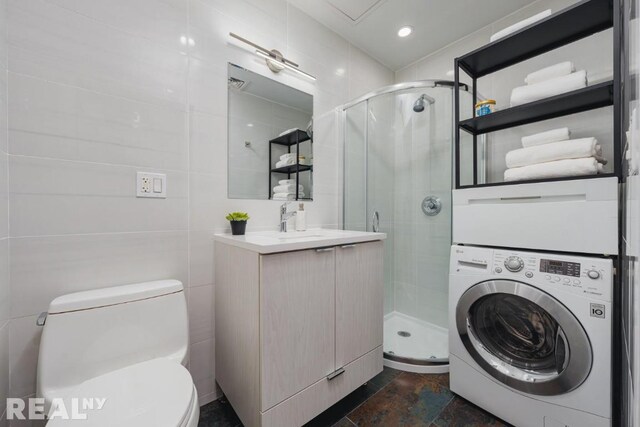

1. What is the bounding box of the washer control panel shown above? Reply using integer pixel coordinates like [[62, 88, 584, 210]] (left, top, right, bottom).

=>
[[504, 256, 525, 272], [489, 248, 613, 302]]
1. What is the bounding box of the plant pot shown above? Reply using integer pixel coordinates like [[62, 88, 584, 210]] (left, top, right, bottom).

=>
[[230, 220, 247, 235]]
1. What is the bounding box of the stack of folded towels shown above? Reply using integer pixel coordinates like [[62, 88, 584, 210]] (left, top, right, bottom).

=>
[[490, 9, 552, 43], [504, 127, 607, 182], [510, 62, 587, 107], [273, 179, 305, 201], [275, 153, 312, 169]]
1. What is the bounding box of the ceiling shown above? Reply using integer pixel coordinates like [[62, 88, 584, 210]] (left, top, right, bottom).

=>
[[287, 0, 535, 70]]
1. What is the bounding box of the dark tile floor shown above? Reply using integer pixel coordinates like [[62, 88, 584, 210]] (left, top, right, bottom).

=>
[[198, 368, 511, 427]]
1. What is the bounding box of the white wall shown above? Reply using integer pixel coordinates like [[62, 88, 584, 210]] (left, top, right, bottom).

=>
[[396, 0, 613, 184], [4, 0, 392, 415], [0, 0, 8, 424]]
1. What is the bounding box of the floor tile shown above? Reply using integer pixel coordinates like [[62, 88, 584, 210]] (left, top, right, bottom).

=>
[[431, 396, 511, 427], [198, 398, 242, 427], [347, 373, 454, 426], [367, 366, 403, 390], [332, 418, 356, 427]]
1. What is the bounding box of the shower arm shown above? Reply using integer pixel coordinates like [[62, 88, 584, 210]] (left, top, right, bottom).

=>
[[420, 93, 436, 105]]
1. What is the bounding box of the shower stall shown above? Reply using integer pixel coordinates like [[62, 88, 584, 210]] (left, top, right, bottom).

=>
[[342, 80, 474, 373]]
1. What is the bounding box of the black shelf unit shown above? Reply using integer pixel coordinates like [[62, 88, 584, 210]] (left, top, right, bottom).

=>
[[270, 164, 313, 174], [460, 82, 614, 135], [268, 129, 313, 200], [454, 0, 623, 189]]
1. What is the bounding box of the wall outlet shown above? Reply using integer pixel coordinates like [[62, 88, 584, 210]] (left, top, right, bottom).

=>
[[137, 172, 166, 198]]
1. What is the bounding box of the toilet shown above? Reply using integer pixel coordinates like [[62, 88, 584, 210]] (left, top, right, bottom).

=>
[[36, 280, 199, 426]]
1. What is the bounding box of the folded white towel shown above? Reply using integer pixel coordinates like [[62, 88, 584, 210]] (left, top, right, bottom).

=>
[[510, 70, 587, 107], [273, 194, 296, 201], [273, 192, 305, 199], [275, 158, 296, 168], [280, 153, 296, 161], [506, 138, 604, 168], [273, 184, 303, 193], [504, 157, 602, 182], [525, 61, 575, 85], [278, 128, 300, 137], [279, 179, 296, 185], [521, 127, 571, 148], [490, 10, 552, 42]]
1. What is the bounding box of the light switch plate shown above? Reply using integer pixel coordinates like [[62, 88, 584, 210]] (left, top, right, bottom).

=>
[[137, 172, 166, 198]]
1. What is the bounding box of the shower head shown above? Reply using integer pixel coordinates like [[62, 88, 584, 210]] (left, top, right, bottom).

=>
[[413, 94, 435, 112]]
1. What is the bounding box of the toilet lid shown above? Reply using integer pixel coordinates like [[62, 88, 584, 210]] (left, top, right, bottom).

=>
[[46, 358, 195, 427]]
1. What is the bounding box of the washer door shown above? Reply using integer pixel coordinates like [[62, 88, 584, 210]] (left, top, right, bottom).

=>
[[456, 280, 592, 396]]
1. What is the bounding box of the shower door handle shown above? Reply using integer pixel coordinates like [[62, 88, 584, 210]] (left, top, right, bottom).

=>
[[372, 211, 380, 232]]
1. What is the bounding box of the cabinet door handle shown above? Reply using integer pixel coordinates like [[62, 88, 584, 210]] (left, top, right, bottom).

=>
[[340, 244, 356, 249], [315, 247, 335, 253], [327, 367, 345, 381]]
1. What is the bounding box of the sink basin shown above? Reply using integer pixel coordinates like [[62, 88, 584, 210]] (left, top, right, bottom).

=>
[[214, 228, 386, 254], [276, 231, 325, 240]]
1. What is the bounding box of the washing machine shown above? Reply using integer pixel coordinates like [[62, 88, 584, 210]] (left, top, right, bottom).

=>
[[449, 245, 613, 427]]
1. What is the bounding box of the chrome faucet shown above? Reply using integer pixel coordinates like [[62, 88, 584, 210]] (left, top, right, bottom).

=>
[[280, 202, 297, 232]]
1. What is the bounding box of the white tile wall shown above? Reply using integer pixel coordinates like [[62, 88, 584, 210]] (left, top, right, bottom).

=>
[[3, 0, 392, 413], [0, 0, 8, 423]]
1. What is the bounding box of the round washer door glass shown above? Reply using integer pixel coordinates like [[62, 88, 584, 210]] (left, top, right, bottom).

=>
[[456, 280, 592, 396]]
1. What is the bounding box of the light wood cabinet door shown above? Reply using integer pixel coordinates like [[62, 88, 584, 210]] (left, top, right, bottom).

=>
[[335, 241, 384, 367], [259, 248, 336, 411]]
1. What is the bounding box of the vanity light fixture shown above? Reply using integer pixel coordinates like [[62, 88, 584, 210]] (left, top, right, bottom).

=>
[[397, 26, 413, 38], [229, 32, 317, 81]]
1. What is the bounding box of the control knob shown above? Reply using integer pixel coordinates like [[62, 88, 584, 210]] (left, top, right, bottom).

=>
[[587, 270, 600, 280], [504, 256, 524, 272]]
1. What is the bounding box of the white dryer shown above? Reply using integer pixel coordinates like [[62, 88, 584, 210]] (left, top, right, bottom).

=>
[[449, 245, 613, 427]]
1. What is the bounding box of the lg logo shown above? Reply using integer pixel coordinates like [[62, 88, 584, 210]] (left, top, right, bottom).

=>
[[590, 303, 605, 319]]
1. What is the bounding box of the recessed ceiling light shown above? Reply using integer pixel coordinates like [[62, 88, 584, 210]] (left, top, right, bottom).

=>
[[397, 26, 413, 38]]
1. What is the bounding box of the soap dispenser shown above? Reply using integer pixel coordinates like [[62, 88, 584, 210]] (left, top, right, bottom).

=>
[[295, 203, 306, 231]]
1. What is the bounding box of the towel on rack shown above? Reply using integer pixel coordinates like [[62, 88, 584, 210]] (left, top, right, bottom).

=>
[[490, 10, 552, 42], [525, 61, 575, 85], [504, 157, 602, 181], [275, 158, 297, 168], [273, 192, 305, 199], [510, 70, 587, 107], [273, 184, 304, 193], [280, 153, 305, 161], [506, 137, 605, 168], [278, 128, 300, 137], [521, 127, 571, 148]]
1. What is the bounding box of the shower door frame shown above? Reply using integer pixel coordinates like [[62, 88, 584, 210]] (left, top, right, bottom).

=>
[[340, 80, 475, 366]]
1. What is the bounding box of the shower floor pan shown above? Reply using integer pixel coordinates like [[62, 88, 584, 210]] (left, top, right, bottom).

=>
[[383, 311, 449, 374]]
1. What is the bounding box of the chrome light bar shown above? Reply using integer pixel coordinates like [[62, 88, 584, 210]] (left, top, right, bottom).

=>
[[229, 32, 317, 81]]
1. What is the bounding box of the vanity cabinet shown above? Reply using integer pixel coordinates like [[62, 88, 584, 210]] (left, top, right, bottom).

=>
[[215, 239, 384, 427]]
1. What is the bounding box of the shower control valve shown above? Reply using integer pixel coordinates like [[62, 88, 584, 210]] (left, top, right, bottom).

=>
[[504, 256, 524, 272]]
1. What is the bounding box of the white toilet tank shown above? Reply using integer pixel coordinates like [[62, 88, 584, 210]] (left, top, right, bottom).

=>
[[37, 280, 188, 404]]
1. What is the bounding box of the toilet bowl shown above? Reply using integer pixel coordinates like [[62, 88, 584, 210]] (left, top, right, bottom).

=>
[[36, 280, 199, 427]]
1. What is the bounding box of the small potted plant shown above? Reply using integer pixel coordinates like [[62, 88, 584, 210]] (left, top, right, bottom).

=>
[[226, 212, 250, 236]]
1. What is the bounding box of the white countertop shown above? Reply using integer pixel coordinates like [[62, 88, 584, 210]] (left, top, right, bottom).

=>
[[214, 228, 387, 254]]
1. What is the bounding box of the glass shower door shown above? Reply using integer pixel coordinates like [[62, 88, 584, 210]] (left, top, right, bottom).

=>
[[343, 82, 471, 369]]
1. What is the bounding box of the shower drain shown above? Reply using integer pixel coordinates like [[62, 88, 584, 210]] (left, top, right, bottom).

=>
[[397, 330, 411, 337]]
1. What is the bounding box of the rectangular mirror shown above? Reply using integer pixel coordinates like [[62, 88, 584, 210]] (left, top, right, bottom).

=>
[[227, 63, 313, 200]]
